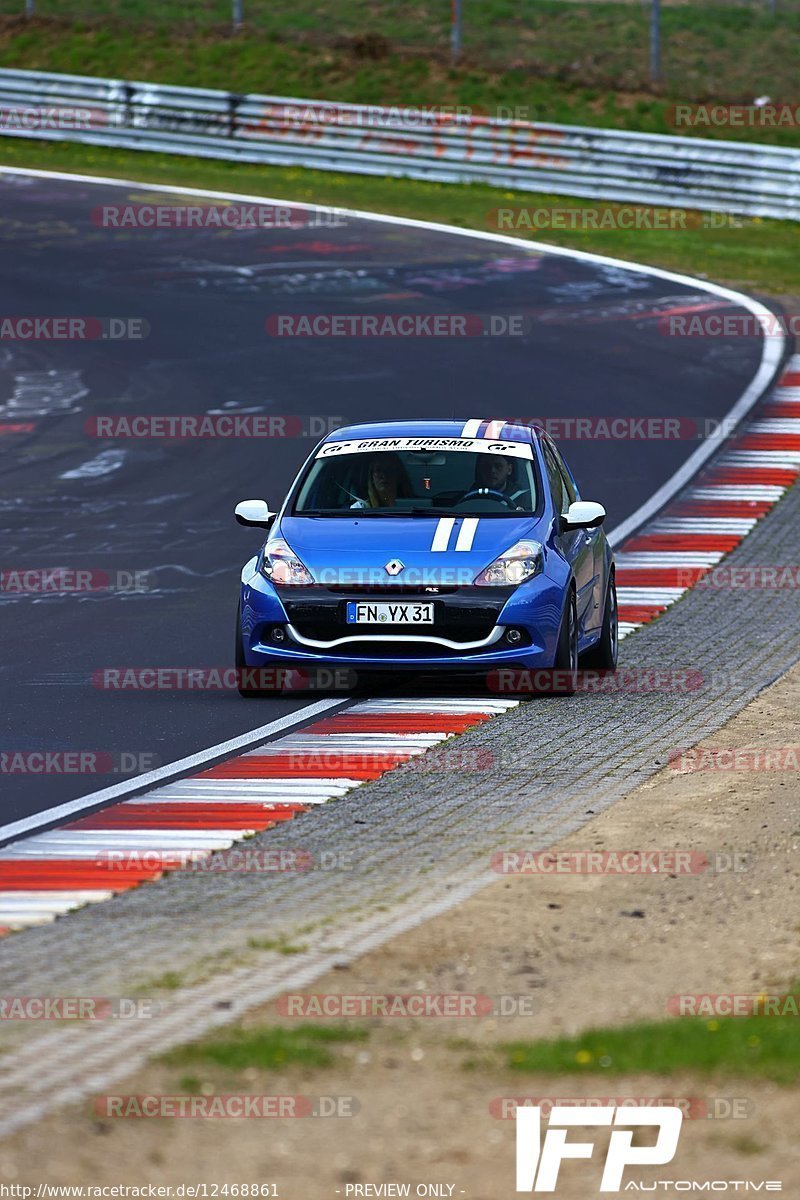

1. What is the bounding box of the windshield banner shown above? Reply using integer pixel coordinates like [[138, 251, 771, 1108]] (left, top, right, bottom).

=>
[[315, 437, 533, 459]]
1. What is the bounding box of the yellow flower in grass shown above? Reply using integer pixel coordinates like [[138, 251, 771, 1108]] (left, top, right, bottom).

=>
[[706, 1020, 719, 1032], [575, 1049, 593, 1065]]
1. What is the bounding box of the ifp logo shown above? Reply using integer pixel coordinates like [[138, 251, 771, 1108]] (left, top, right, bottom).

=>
[[516, 1105, 683, 1192]]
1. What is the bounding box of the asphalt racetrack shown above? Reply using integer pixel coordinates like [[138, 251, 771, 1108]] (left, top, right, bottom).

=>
[[0, 169, 774, 821]]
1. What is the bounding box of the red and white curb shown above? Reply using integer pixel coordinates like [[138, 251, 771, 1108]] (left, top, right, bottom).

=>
[[614, 353, 800, 638], [0, 699, 517, 932]]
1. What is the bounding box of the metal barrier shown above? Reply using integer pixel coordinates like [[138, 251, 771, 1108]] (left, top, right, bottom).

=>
[[1, 67, 799, 220]]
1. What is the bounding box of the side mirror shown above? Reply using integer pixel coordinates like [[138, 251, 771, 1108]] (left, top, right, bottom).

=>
[[561, 500, 606, 532], [235, 499, 277, 529]]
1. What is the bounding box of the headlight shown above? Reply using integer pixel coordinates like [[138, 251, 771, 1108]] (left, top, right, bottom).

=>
[[474, 540, 543, 587], [261, 538, 314, 586]]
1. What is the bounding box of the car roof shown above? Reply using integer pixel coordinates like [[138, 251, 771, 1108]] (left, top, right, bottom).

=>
[[323, 420, 539, 444]]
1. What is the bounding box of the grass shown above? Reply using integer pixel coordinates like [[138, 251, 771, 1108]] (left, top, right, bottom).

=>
[[1, 136, 798, 296], [246, 936, 309, 955], [161, 1022, 368, 1071], [503, 1017, 800, 1084], [143, 969, 184, 991], [2, 2, 800, 144]]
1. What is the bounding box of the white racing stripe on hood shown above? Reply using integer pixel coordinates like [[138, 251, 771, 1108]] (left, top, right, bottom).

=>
[[455, 517, 479, 551], [483, 420, 505, 439], [460, 419, 483, 438], [431, 516, 455, 551]]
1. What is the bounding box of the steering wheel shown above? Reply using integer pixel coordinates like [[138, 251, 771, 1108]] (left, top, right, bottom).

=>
[[459, 487, 517, 509]]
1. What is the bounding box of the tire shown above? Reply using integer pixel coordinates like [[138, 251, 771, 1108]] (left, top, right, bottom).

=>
[[582, 572, 619, 671], [553, 588, 578, 695], [235, 602, 263, 698]]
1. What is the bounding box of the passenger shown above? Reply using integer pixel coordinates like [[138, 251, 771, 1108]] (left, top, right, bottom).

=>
[[351, 454, 411, 509]]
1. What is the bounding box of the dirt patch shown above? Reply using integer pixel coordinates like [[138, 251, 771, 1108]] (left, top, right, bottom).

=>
[[1, 661, 798, 1195]]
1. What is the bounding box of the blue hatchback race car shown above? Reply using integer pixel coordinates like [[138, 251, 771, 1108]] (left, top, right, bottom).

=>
[[234, 420, 617, 695]]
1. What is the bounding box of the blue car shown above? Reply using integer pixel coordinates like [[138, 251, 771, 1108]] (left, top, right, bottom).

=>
[[234, 420, 617, 695]]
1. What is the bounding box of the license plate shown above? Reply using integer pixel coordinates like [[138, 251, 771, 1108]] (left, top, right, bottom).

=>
[[346, 601, 434, 625]]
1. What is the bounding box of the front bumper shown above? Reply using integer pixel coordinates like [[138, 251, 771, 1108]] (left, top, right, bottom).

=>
[[240, 573, 566, 671]]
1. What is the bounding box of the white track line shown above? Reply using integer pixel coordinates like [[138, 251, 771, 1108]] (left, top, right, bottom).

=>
[[2, 832, 240, 851], [616, 587, 686, 601], [0, 845, 213, 861], [352, 700, 516, 712], [616, 553, 725, 567], [689, 486, 785, 500], [649, 518, 759, 534], [0, 895, 107, 911], [722, 451, 800, 466], [750, 419, 800, 432]]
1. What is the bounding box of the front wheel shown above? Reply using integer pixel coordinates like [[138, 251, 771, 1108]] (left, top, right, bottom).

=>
[[553, 589, 578, 695], [582, 573, 619, 671]]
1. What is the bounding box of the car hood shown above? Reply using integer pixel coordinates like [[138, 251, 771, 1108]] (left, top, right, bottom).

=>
[[278, 514, 544, 586]]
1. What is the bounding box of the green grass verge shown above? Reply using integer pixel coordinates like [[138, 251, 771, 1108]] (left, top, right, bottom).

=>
[[1, 137, 797, 296], [141, 970, 184, 991], [246, 936, 309, 955], [161, 1023, 368, 1071], [2, 3, 800, 145], [503, 1018, 800, 1084]]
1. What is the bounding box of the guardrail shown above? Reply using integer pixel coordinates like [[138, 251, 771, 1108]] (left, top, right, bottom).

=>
[[1, 67, 800, 220]]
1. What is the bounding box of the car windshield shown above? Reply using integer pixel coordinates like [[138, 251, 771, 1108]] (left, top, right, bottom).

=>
[[293, 445, 539, 516]]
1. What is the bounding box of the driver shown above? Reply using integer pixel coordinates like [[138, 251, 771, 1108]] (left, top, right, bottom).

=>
[[475, 455, 514, 495], [461, 455, 525, 508]]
